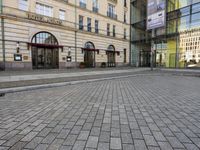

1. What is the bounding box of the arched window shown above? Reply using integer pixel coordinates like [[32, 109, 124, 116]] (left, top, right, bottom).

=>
[[85, 42, 95, 49], [31, 32, 58, 45], [108, 45, 115, 51]]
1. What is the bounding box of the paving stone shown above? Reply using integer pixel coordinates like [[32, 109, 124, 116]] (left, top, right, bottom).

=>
[[166, 137, 185, 149], [9, 141, 28, 150], [41, 133, 57, 144], [131, 129, 143, 139], [134, 139, 147, 150], [37, 128, 52, 137], [0, 146, 9, 150], [111, 128, 120, 137], [99, 132, 110, 142], [120, 125, 130, 133], [158, 142, 173, 150], [143, 135, 158, 146], [174, 132, 192, 143], [3, 134, 24, 147], [47, 138, 64, 150], [77, 131, 90, 140], [57, 129, 70, 139], [90, 127, 101, 136], [21, 131, 38, 142], [183, 143, 199, 150], [19, 126, 35, 135], [70, 126, 82, 135], [35, 143, 49, 150], [1, 130, 20, 140], [72, 140, 86, 150], [140, 126, 152, 135], [129, 122, 139, 130], [63, 134, 78, 146], [51, 125, 64, 133], [101, 124, 111, 132], [24, 136, 43, 149], [86, 136, 98, 148], [82, 123, 93, 130], [121, 133, 133, 144], [0, 140, 6, 146], [98, 142, 109, 150], [34, 124, 47, 132], [122, 144, 135, 150], [31, 120, 44, 126], [152, 132, 167, 142], [147, 146, 161, 150], [59, 145, 73, 150], [110, 138, 121, 149]]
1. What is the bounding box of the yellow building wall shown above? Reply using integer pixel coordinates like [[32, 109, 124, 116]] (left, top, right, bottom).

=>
[[166, 39, 176, 68]]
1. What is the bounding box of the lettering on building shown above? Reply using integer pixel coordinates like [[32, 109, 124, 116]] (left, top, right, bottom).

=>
[[27, 13, 62, 25]]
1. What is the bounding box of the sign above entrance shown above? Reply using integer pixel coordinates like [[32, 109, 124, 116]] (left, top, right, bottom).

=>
[[27, 13, 62, 26]]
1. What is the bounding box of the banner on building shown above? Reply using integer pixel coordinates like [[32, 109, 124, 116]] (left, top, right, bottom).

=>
[[147, 0, 166, 30]]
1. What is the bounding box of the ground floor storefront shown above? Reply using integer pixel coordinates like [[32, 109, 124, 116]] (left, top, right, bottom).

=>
[[0, 22, 129, 70]]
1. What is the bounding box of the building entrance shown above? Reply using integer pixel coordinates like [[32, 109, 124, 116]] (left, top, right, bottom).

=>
[[31, 32, 60, 69], [139, 51, 151, 67], [107, 45, 116, 67], [107, 52, 115, 67], [32, 47, 59, 69], [84, 50, 94, 68], [84, 42, 96, 68]]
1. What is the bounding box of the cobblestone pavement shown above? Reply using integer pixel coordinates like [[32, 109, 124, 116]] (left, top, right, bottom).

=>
[[0, 74, 200, 150]]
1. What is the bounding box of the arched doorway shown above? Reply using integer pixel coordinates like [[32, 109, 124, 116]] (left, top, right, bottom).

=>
[[84, 42, 95, 68], [107, 45, 116, 67], [31, 32, 59, 69]]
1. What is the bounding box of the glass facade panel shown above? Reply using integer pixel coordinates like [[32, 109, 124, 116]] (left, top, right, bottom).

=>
[[131, 0, 200, 68]]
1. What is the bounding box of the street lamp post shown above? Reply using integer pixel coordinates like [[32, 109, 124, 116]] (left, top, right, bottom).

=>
[[0, 0, 5, 70], [151, 30, 155, 71], [75, 0, 78, 68]]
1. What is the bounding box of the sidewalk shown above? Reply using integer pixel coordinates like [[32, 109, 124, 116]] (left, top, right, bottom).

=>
[[0, 68, 149, 89], [0, 67, 199, 91]]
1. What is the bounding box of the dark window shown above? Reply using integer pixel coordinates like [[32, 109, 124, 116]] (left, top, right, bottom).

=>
[[95, 20, 99, 33], [87, 17, 91, 32], [124, 0, 127, 7], [85, 42, 95, 49], [79, 15, 84, 30], [92, 0, 99, 13], [80, 0, 86, 8], [107, 23, 110, 36], [124, 49, 126, 63], [124, 28, 127, 39], [113, 25, 116, 37], [107, 4, 117, 19], [32, 32, 58, 45], [124, 12, 126, 23]]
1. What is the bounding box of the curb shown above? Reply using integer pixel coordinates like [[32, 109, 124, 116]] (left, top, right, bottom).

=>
[[0, 74, 143, 95]]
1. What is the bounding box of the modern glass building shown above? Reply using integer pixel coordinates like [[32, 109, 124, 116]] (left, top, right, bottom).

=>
[[131, 0, 200, 68]]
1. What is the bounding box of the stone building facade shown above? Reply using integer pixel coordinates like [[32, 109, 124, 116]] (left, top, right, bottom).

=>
[[0, 0, 130, 70]]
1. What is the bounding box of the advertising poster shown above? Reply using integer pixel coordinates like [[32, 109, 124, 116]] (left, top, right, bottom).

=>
[[147, 0, 166, 30]]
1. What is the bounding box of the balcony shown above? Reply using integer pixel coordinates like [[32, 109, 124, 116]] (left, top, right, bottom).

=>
[[107, 12, 117, 20], [93, 7, 99, 13], [79, 2, 86, 9]]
